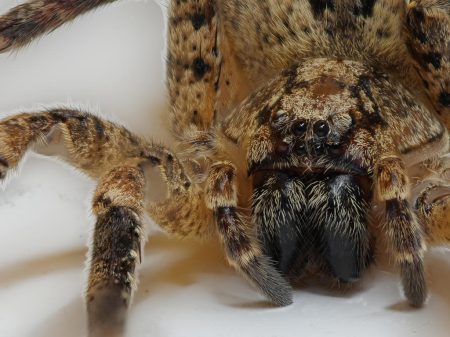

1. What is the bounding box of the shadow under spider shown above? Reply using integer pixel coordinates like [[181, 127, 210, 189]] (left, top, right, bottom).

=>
[[0, 235, 450, 337]]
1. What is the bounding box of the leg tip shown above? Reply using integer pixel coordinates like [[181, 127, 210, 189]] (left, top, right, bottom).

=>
[[405, 287, 428, 308], [246, 255, 294, 307], [269, 287, 294, 307], [87, 284, 129, 337], [265, 272, 294, 307], [401, 260, 428, 308]]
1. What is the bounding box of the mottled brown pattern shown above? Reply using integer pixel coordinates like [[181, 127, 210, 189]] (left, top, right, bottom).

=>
[[405, 0, 450, 127], [167, 0, 221, 135], [220, 0, 417, 90], [88, 164, 145, 335], [1, 0, 450, 333]]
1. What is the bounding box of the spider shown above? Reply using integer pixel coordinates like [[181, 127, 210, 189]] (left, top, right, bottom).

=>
[[1, 0, 450, 336]]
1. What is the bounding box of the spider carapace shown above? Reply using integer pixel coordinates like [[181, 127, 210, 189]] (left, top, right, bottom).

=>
[[1, 0, 450, 335]]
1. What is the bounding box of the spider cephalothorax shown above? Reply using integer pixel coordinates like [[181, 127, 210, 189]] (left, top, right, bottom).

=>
[[209, 56, 447, 303], [244, 59, 379, 282], [1, 0, 450, 335]]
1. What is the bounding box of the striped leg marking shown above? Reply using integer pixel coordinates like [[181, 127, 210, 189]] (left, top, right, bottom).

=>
[[205, 161, 293, 306]]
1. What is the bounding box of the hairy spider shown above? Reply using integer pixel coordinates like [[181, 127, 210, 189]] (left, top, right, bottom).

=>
[[1, 0, 450, 336]]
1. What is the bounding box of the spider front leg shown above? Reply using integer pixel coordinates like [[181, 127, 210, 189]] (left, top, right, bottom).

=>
[[0, 109, 145, 179], [375, 156, 427, 307], [0, 0, 119, 52], [205, 162, 293, 306], [88, 161, 146, 337], [89, 156, 206, 335], [0, 108, 212, 334]]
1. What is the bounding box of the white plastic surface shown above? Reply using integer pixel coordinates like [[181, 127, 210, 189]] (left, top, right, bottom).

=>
[[1, 1, 450, 336]]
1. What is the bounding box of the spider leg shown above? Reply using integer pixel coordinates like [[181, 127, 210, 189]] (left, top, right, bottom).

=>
[[0, 108, 215, 333], [89, 157, 207, 337], [0, 0, 119, 53], [0, 0, 118, 53], [415, 181, 450, 245], [167, 0, 246, 135], [167, 0, 223, 135], [376, 156, 427, 307], [405, 0, 450, 126], [88, 161, 146, 337], [0, 108, 199, 211], [204, 161, 293, 307], [0, 108, 291, 310], [0, 109, 151, 179]]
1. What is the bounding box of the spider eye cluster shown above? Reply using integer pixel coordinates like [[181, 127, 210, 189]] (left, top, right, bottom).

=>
[[272, 112, 333, 156], [292, 119, 330, 137]]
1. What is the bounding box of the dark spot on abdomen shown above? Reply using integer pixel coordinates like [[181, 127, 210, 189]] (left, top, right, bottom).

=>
[[191, 13, 206, 30], [191, 57, 210, 80]]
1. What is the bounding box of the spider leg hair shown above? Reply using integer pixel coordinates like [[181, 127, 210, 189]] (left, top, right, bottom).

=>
[[0, 108, 217, 334], [376, 156, 428, 307], [205, 161, 293, 307], [0, 108, 188, 181], [0, 0, 119, 52], [88, 161, 145, 337], [315, 175, 373, 283]]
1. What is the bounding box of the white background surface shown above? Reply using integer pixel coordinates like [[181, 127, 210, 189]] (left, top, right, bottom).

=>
[[1, 1, 450, 336]]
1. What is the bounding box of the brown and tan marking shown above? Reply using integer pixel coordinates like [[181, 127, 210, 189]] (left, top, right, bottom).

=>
[[405, 0, 450, 127], [2, 0, 450, 334]]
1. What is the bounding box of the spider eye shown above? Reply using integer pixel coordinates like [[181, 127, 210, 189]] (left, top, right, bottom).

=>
[[296, 142, 306, 154], [313, 142, 325, 155], [313, 120, 329, 138], [293, 120, 308, 136], [315, 143, 324, 151]]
